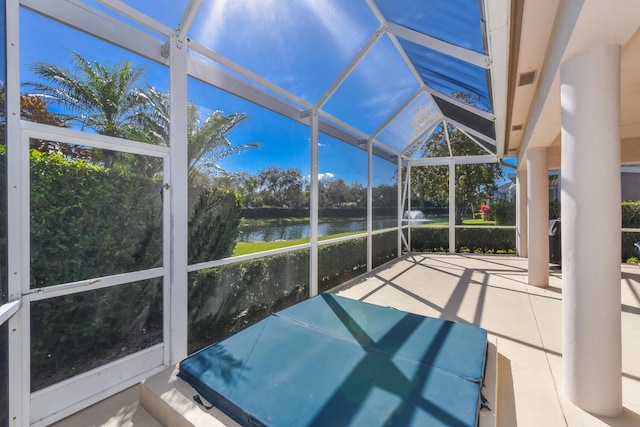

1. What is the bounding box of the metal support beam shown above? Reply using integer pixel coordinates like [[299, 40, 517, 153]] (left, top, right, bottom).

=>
[[409, 154, 498, 167], [397, 155, 403, 256], [458, 127, 496, 155], [445, 117, 497, 146], [449, 158, 456, 253], [367, 141, 373, 272], [407, 164, 412, 248], [315, 26, 385, 109], [189, 41, 313, 111], [401, 119, 442, 157], [309, 109, 319, 297], [176, 0, 202, 42], [425, 86, 496, 122], [443, 120, 453, 157], [387, 22, 491, 69], [22, 0, 167, 65], [96, 0, 173, 36], [6, 0, 27, 424], [370, 87, 423, 141], [168, 35, 188, 365]]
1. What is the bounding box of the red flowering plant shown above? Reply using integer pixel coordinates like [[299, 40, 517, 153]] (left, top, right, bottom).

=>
[[479, 204, 491, 220]]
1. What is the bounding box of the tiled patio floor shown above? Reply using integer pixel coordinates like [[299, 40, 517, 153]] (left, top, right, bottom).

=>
[[335, 254, 640, 427]]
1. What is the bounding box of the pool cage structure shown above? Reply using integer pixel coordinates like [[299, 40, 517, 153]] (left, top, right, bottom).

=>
[[0, 0, 513, 425]]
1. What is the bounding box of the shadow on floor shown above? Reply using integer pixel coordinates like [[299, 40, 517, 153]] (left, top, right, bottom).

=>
[[496, 353, 516, 427], [595, 407, 640, 427]]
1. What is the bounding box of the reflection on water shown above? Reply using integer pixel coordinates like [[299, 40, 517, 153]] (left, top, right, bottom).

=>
[[237, 217, 448, 242]]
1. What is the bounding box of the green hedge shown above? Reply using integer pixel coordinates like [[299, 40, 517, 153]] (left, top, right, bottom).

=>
[[318, 237, 367, 293], [30, 150, 164, 287], [491, 200, 515, 226], [188, 249, 310, 353], [410, 227, 449, 252], [372, 231, 399, 269], [31, 279, 163, 390], [622, 201, 640, 228], [25, 150, 245, 388], [456, 228, 516, 252], [549, 201, 561, 220], [622, 231, 640, 261], [546, 201, 640, 260], [409, 226, 516, 253], [188, 231, 405, 353], [189, 186, 243, 263]]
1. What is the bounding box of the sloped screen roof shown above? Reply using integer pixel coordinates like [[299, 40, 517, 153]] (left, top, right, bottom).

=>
[[68, 0, 497, 162], [374, 0, 486, 54]]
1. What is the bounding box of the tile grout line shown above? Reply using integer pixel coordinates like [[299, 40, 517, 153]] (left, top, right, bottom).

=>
[[524, 279, 569, 427]]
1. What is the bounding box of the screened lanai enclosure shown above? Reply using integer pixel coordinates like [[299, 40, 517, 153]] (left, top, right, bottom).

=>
[[0, 0, 563, 425]]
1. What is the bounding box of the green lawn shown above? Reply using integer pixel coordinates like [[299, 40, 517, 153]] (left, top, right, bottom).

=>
[[426, 219, 497, 227], [232, 219, 498, 257], [232, 230, 367, 256]]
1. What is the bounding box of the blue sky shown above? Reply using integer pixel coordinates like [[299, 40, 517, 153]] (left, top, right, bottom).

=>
[[17, 1, 500, 187]]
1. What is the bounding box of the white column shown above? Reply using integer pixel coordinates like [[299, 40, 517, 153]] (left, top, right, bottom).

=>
[[527, 147, 549, 286], [560, 44, 621, 416], [516, 168, 528, 257]]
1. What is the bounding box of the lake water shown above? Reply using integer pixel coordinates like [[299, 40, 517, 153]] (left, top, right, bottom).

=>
[[237, 216, 449, 242]]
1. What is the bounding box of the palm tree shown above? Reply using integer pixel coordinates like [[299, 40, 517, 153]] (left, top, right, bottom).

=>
[[26, 52, 148, 167], [137, 87, 260, 183]]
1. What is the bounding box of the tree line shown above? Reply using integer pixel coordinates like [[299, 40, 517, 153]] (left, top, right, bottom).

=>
[[3, 52, 503, 218], [213, 167, 397, 209]]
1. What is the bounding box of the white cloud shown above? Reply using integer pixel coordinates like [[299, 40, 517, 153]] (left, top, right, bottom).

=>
[[318, 172, 335, 180]]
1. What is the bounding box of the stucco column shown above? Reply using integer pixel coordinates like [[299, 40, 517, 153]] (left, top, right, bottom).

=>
[[517, 169, 528, 257], [560, 44, 622, 416], [527, 148, 549, 286]]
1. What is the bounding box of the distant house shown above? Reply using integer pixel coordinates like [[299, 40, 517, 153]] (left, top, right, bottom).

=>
[[494, 173, 516, 202], [621, 166, 640, 201]]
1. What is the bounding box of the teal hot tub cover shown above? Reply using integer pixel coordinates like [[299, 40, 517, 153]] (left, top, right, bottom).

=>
[[179, 294, 488, 427]]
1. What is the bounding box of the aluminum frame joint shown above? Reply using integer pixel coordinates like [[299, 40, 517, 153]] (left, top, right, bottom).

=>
[[161, 41, 170, 58]]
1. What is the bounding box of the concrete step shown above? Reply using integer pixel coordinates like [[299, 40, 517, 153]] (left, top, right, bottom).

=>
[[49, 385, 162, 427], [139, 366, 239, 427], [481, 338, 498, 427]]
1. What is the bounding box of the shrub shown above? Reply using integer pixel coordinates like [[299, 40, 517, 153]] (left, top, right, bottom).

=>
[[25, 150, 246, 387], [372, 231, 398, 269], [410, 227, 448, 252], [622, 201, 640, 228], [188, 186, 243, 264], [622, 231, 640, 261], [188, 249, 310, 353], [187, 230, 402, 353], [319, 237, 367, 292], [456, 228, 516, 253], [549, 201, 561, 220], [29, 150, 163, 287], [491, 200, 515, 225]]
